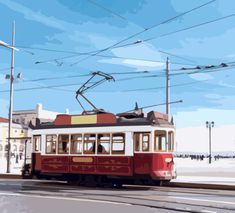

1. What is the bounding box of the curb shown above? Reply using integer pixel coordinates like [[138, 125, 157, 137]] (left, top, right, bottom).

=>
[[0, 174, 22, 179], [165, 181, 235, 191], [0, 175, 235, 191]]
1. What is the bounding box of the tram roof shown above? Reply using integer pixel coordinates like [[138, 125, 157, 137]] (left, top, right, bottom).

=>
[[29, 111, 174, 130]]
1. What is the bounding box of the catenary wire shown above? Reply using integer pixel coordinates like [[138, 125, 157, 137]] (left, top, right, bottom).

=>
[[143, 13, 235, 42], [70, 0, 215, 66], [86, 0, 127, 21], [0, 65, 231, 93]]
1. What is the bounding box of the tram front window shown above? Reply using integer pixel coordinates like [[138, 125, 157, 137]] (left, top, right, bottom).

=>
[[168, 131, 174, 151], [154, 131, 167, 152]]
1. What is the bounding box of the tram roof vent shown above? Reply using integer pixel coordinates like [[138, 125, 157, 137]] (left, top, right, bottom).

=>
[[147, 111, 171, 125]]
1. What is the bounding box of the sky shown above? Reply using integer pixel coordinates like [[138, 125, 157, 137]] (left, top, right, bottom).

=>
[[0, 0, 235, 152]]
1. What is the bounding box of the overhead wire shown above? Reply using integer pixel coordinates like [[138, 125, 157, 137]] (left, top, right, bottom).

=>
[[86, 0, 127, 21], [121, 80, 208, 92], [143, 13, 235, 42], [0, 63, 233, 93], [17, 60, 235, 84], [69, 0, 215, 66]]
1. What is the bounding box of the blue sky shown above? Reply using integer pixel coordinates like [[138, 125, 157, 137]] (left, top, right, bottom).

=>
[[0, 0, 235, 129]]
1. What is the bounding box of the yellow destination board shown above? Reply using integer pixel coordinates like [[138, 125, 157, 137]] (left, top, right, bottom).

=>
[[71, 115, 97, 124]]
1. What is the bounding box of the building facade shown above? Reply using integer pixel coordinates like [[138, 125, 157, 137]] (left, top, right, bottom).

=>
[[0, 117, 27, 159], [0, 104, 68, 173], [12, 103, 69, 126]]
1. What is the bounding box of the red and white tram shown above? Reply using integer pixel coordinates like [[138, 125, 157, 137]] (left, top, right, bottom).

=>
[[23, 110, 176, 186]]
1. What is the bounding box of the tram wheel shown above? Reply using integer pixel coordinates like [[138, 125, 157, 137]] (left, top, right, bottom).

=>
[[83, 175, 97, 187]]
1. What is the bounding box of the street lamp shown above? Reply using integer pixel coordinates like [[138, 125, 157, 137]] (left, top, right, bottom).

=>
[[206, 121, 214, 164], [0, 40, 19, 51], [0, 22, 20, 173]]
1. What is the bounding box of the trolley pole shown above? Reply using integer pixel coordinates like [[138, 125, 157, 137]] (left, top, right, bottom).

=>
[[206, 121, 214, 164], [166, 57, 170, 117], [6, 21, 15, 173]]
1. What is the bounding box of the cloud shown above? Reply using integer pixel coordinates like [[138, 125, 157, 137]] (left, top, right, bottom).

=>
[[99, 43, 165, 70], [204, 93, 235, 108], [174, 108, 235, 128], [122, 59, 164, 67], [0, 0, 66, 30], [189, 73, 213, 81], [218, 80, 235, 88]]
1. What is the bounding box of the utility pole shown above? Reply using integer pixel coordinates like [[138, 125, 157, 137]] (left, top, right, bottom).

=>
[[206, 121, 214, 164], [166, 57, 170, 116], [6, 21, 15, 173]]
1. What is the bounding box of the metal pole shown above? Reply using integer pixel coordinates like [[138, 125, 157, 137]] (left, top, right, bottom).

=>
[[166, 57, 170, 116], [6, 21, 15, 173], [209, 125, 212, 164]]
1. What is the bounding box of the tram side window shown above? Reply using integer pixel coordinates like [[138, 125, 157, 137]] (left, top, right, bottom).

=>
[[58, 134, 69, 154], [46, 135, 57, 154], [33, 135, 41, 152], [112, 133, 125, 154], [142, 133, 150, 151], [97, 133, 110, 154], [70, 134, 83, 154], [154, 131, 167, 151], [84, 134, 96, 154], [168, 131, 174, 151]]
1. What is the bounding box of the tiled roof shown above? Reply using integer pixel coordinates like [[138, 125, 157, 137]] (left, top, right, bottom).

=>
[[0, 117, 9, 123]]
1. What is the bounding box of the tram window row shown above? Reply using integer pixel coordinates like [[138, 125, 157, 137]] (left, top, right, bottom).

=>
[[33, 130, 174, 155], [33, 133, 125, 155]]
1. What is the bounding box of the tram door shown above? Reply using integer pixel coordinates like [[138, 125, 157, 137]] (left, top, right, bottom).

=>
[[32, 135, 42, 172]]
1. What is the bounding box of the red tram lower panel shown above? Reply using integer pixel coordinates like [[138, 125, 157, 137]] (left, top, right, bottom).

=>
[[134, 153, 176, 180], [32, 153, 175, 180]]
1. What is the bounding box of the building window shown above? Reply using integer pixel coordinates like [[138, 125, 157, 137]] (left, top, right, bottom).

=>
[[19, 145, 24, 153], [58, 135, 69, 154], [168, 131, 174, 151], [70, 134, 82, 154], [83, 134, 96, 154], [112, 133, 125, 154], [46, 135, 57, 154], [154, 130, 166, 151], [97, 133, 110, 154], [33, 135, 41, 152], [12, 144, 17, 152], [142, 133, 150, 152]]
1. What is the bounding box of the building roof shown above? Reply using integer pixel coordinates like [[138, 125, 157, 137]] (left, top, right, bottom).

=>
[[0, 117, 9, 123]]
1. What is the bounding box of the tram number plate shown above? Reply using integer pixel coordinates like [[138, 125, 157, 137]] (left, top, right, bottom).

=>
[[72, 157, 93, 163]]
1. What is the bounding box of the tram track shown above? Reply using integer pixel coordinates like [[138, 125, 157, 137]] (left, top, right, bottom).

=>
[[1, 180, 234, 212]]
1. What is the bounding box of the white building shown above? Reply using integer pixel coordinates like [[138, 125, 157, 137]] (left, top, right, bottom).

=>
[[12, 103, 69, 126], [0, 118, 27, 158]]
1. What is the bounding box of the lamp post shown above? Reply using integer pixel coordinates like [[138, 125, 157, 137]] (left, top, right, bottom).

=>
[[206, 121, 214, 164], [0, 22, 20, 173]]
